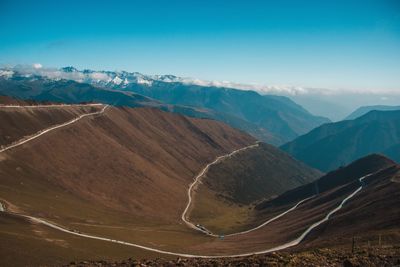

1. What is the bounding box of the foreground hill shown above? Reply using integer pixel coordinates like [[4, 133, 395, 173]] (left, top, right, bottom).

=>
[[190, 143, 321, 233], [186, 154, 399, 256], [68, 247, 400, 266], [281, 110, 400, 171], [1, 97, 398, 265], [255, 154, 400, 250], [256, 154, 396, 209], [346, 105, 400, 120], [0, 103, 103, 146], [1, 102, 399, 265], [0, 105, 254, 222]]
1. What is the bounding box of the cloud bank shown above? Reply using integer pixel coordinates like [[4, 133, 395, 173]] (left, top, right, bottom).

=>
[[4, 64, 400, 96]]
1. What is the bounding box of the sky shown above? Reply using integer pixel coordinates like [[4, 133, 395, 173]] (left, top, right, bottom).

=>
[[0, 0, 399, 92]]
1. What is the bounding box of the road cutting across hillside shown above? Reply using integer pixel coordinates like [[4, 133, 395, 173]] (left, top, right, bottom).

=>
[[0, 104, 108, 153], [181, 142, 260, 236], [0, 173, 373, 258], [181, 142, 316, 237], [0, 104, 377, 257], [0, 103, 103, 108]]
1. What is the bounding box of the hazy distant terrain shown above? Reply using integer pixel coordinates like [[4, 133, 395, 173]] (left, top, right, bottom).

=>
[[345, 105, 400, 120], [285, 91, 400, 121]]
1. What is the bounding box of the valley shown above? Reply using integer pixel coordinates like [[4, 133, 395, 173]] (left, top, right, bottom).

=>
[[0, 98, 399, 266], [2, 1, 400, 265]]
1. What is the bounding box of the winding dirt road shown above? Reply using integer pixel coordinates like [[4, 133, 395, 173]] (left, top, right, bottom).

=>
[[0, 173, 371, 258], [0, 104, 374, 258], [0, 103, 103, 108], [0, 104, 108, 153], [181, 142, 260, 236]]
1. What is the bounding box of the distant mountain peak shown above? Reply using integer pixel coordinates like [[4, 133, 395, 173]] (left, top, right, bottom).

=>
[[282, 110, 400, 171], [61, 66, 78, 73], [345, 105, 400, 120]]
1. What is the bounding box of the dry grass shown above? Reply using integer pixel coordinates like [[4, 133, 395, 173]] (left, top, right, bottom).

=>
[[0, 213, 163, 267], [190, 184, 255, 234]]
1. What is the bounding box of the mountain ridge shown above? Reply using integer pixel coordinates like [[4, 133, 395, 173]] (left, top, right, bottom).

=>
[[281, 110, 400, 171], [0, 66, 330, 145], [345, 104, 400, 120]]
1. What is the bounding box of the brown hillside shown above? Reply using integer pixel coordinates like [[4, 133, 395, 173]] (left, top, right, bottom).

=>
[[256, 153, 396, 209], [0, 105, 103, 146], [188, 155, 400, 255], [299, 164, 400, 250], [190, 143, 321, 233], [203, 143, 321, 205], [0, 106, 255, 224]]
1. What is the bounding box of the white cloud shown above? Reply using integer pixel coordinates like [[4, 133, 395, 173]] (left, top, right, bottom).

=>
[[0, 70, 14, 78], [89, 72, 110, 82], [4, 64, 400, 96], [176, 77, 400, 96], [33, 63, 42, 69]]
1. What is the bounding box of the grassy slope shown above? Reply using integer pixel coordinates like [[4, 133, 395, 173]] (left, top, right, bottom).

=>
[[0, 105, 254, 262], [190, 143, 321, 234], [1, 104, 398, 264], [0, 213, 163, 267], [187, 162, 400, 255], [0, 105, 102, 146]]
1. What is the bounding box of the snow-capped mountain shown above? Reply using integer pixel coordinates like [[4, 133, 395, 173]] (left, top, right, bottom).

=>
[[0, 64, 330, 95], [0, 64, 305, 93], [2, 64, 399, 122], [0, 65, 189, 89]]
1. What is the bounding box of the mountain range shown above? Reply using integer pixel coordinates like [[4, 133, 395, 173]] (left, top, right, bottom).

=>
[[345, 105, 400, 120], [0, 66, 330, 145], [281, 110, 400, 172], [1, 65, 400, 266]]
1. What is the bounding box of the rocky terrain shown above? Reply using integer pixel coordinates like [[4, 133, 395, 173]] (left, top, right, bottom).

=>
[[64, 247, 400, 266]]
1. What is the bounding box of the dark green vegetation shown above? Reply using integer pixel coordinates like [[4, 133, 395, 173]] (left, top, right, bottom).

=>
[[281, 110, 400, 172]]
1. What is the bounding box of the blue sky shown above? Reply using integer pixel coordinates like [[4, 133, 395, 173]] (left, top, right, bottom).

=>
[[0, 0, 399, 91]]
